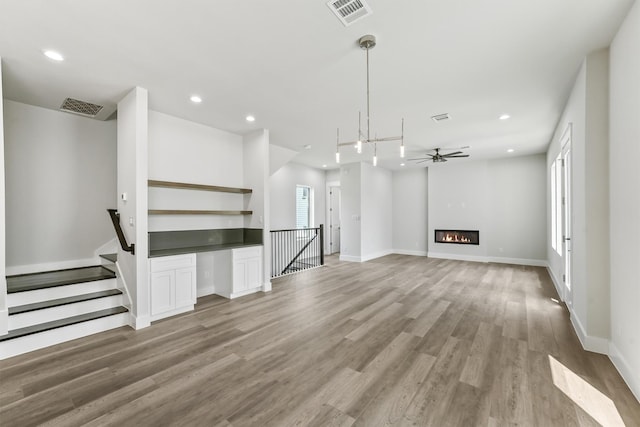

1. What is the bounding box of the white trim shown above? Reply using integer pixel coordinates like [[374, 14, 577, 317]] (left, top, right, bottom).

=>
[[427, 252, 488, 263], [546, 263, 565, 301], [0, 312, 129, 360], [149, 305, 193, 322], [262, 281, 272, 293], [6, 257, 101, 276], [361, 250, 394, 262], [115, 261, 133, 309], [197, 286, 216, 298], [392, 249, 428, 257], [0, 308, 7, 336], [609, 342, 640, 402], [130, 313, 150, 329], [229, 286, 262, 299], [339, 254, 362, 263], [427, 252, 546, 267], [7, 279, 117, 307], [326, 180, 340, 255], [568, 306, 609, 355]]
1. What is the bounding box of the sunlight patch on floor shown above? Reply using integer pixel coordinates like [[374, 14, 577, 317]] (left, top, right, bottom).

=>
[[549, 355, 625, 426]]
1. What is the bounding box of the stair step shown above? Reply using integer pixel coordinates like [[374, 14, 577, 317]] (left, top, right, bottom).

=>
[[99, 253, 118, 263], [0, 307, 128, 342], [9, 289, 123, 315], [7, 266, 115, 293]]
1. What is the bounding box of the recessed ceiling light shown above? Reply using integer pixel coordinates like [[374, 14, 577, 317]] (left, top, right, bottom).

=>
[[246, 115, 256, 122], [507, 148, 514, 153], [304, 144, 312, 150], [190, 95, 202, 103], [322, 164, 327, 168], [44, 50, 64, 61], [499, 114, 510, 120], [400, 163, 405, 166]]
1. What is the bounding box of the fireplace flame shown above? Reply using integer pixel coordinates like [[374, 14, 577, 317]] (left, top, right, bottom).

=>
[[443, 233, 471, 243]]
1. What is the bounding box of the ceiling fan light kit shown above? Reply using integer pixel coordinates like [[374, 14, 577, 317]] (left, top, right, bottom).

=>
[[409, 147, 470, 164], [335, 35, 405, 166]]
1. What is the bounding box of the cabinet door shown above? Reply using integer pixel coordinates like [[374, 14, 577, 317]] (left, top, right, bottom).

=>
[[175, 267, 196, 308], [150, 270, 175, 316], [233, 259, 248, 292], [246, 257, 261, 289]]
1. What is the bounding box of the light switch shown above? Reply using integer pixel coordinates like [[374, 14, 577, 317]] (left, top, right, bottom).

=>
[[129, 217, 134, 226], [121, 192, 127, 201]]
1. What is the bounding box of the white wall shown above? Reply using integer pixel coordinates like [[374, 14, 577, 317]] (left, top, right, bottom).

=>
[[243, 129, 271, 290], [117, 87, 149, 328], [487, 155, 547, 261], [269, 162, 326, 230], [148, 111, 244, 231], [361, 163, 393, 260], [269, 144, 298, 176], [326, 169, 340, 183], [429, 156, 546, 265], [609, 0, 640, 400], [392, 168, 428, 256], [0, 58, 7, 334], [547, 49, 611, 352], [339, 163, 362, 261], [4, 100, 116, 272]]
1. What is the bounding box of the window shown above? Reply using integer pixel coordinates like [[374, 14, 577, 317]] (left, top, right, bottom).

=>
[[296, 185, 312, 229], [551, 155, 562, 255]]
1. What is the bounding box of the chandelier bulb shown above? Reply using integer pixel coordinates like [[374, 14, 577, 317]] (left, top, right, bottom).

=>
[[400, 144, 405, 158], [336, 151, 340, 164], [357, 140, 362, 154], [373, 155, 377, 167]]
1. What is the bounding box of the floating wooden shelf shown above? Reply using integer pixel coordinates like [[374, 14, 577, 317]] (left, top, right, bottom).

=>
[[149, 209, 253, 216], [148, 180, 252, 194]]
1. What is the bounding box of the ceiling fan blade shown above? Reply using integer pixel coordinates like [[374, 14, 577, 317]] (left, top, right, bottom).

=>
[[442, 151, 462, 156], [408, 157, 429, 161], [446, 154, 470, 158], [416, 159, 430, 164]]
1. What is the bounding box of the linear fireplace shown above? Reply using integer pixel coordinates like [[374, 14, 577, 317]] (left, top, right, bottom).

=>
[[435, 229, 479, 245]]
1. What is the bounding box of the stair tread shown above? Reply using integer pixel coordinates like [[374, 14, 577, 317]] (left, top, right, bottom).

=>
[[99, 253, 118, 263], [9, 289, 123, 315], [0, 307, 128, 342], [7, 266, 116, 294]]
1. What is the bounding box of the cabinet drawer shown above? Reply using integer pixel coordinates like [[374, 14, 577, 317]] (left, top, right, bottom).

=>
[[150, 253, 196, 272], [232, 246, 262, 260]]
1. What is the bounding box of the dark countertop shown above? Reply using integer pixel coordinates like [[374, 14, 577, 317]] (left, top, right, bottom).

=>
[[149, 242, 262, 258], [148, 228, 263, 258]]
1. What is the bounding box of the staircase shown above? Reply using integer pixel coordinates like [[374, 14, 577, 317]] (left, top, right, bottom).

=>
[[1, 256, 129, 360]]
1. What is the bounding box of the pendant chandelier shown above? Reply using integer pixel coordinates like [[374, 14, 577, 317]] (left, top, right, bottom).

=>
[[335, 35, 404, 167]]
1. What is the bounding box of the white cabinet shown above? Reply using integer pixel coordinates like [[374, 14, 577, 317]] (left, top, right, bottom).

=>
[[149, 253, 196, 321], [214, 246, 263, 299]]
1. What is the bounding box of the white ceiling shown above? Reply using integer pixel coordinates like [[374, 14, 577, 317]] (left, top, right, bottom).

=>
[[0, 0, 634, 170]]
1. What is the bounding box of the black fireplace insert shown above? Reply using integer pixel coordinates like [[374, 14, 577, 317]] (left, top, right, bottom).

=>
[[434, 229, 479, 245]]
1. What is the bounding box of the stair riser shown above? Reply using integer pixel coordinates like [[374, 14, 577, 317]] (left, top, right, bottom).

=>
[[7, 279, 117, 307], [9, 295, 123, 330], [0, 313, 130, 360]]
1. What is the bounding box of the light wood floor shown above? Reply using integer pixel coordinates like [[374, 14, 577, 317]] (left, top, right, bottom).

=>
[[1, 255, 639, 426]]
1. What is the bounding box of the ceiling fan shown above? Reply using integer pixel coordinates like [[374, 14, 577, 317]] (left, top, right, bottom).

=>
[[409, 147, 470, 163]]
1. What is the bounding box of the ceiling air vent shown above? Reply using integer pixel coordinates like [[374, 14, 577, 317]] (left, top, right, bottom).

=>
[[60, 98, 104, 118], [431, 113, 451, 123], [327, 0, 372, 27]]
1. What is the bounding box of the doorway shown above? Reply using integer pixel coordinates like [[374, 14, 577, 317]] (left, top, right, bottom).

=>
[[561, 124, 573, 305], [328, 186, 341, 255]]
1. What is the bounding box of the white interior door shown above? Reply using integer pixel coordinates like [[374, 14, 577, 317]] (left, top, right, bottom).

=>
[[329, 186, 341, 255], [561, 131, 573, 305]]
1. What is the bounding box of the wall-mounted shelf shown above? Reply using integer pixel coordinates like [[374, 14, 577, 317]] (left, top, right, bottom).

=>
[[149, 210, 252, 216], [148, 180, 252, 194]]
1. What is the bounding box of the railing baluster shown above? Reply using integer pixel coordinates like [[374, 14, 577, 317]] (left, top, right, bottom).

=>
[[270, 226, 324, 278]]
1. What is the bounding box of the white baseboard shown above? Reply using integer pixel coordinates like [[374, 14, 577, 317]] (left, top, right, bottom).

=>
[[427, 252, 546, 267], [427, 252, 488, 263], [131, 314, 150, 330], [486, 257, 547, 267], [6, 257, 101, 276], [546, 264, 565, 301], [609, 342, 640, 402], [568, 307, 609, 355], [361, 250, 394, 262], [262, 281, 272, 292], [392, 249, 428, 257], [197, 286, 216, 298], [339, 254, 362, 263], [0, 308, 7, 336]]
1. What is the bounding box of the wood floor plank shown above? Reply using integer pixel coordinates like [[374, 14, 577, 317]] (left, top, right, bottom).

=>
[[0, 255, 638, 427]]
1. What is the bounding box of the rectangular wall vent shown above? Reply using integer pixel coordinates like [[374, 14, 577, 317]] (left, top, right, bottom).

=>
[[60, 98, 104, 118], [431, 113, 451, 122], [327, 0, 372, 26]]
